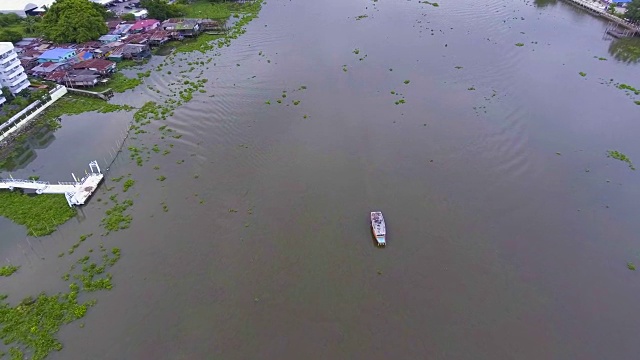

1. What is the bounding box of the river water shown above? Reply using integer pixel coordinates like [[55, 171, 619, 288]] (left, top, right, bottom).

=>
[[2, 0, 640, 358]]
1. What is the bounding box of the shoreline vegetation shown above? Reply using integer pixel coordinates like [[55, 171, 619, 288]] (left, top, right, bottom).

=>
[[1, 0, 263, 357]]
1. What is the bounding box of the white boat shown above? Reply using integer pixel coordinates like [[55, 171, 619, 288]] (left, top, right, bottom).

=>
[[370, 211, 386, 246]]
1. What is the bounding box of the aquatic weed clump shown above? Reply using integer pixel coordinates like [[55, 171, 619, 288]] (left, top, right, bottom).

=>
[[0, 192, 76, 237], [0, 246, 122, 358], [0, 287, 91, 360], [607, 150, 635, 170], [0, 265, 19, 277]]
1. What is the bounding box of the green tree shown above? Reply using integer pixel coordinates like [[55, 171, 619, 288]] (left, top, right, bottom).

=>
[[140, 0, 186, 21], [91, 2, 111, 20], [40, 0, 108, 43], [24, 16, 38, 34], [626, 0, 640, 23], [0, 29, 23, 43], [1, 87, 15, 102], [0, 13, 22, 27], [121, 13, 136, 21]]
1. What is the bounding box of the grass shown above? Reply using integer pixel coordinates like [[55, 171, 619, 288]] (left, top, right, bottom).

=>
[[607, 150, 635, 170], [91, 73, 142, 93], [0, 265, 19, 277], [0, 192, 76, 237], [39, 96, 132, 123]]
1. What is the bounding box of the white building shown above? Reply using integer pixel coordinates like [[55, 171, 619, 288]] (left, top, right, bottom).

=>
[[0, 0, 56, 17], [0, 42, 30, 99]]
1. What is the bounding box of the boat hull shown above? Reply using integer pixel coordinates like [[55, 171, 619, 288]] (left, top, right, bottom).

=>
[[370, 211, 386, 247]]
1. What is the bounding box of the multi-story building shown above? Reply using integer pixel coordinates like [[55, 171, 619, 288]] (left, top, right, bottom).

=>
[[0, 42, 30, 101]]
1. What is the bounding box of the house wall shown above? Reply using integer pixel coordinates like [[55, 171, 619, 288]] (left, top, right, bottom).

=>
[[38, 51, 77, 63]]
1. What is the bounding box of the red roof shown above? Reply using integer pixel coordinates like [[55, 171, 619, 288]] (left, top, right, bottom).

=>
[[72, 58, 115, 71], [131, 19, 160, 31], [45, 69, 68, 82]]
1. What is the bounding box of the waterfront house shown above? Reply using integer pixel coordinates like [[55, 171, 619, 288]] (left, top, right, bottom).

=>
[[199, 19, 226, 32], [162, 19, 201, 37], [106, 43, 150, 61], [149, 30, 171, 46], [130, 19, 160, 33], [72, 58, 116, 76], [29, 61, 67, 78], [123, 33, 151, 45], [122, 44, 151, 60], [63, 72, 100, 88], [37, 48, 76, 63], [113, 23, 135, 36], [99, 34, 121, 44]]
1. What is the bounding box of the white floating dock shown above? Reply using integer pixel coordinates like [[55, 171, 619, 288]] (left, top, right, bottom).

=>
[[0, 161, 104, 207]]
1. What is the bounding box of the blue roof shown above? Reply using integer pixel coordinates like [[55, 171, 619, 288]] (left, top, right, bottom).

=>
[[614, 0, 632, 3], [38, 48, 75, 59]]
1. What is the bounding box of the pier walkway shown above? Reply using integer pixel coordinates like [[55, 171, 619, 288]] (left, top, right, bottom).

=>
[[0, 161, 104, 207], [561, 0, 640, 34]]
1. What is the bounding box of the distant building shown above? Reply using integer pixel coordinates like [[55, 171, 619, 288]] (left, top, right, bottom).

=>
[[99, 35, 121, 44], [130, 19, 160, 33], [38, 48, 77, 63], [0, 42, 30, 96], [72, 58, 116, 76], [0, 0, 55, 17], [131, 9, 148, 20]]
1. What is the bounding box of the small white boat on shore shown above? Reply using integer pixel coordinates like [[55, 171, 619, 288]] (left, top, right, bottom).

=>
[[370, 211, 386, 247]]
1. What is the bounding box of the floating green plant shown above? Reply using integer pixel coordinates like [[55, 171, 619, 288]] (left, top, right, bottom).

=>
[[101, 196, 133, 233], [0, 192, 76, 237], [628, 262, 636, 271], [122, 179, 135, 193], [607, 150, 635, 170], [515, 43, 524, 47], [579, 72, 587, 77], [0, 265, 19, 277]]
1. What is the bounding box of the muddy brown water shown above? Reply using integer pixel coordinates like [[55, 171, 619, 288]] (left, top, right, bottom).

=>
[[2, 0, 640, 358]]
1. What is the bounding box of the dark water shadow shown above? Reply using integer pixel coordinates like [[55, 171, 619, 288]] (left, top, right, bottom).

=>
[[609, 37, 640, 64]]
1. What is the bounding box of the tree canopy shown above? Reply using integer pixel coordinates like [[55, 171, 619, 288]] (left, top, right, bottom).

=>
[[40, 0, 108, 43], [140, 0, 186, 21], [626, 0, 640, 23], [0, 29, 23, 43], [0, 13, 22, 27], [121, 13, 136, 21]]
